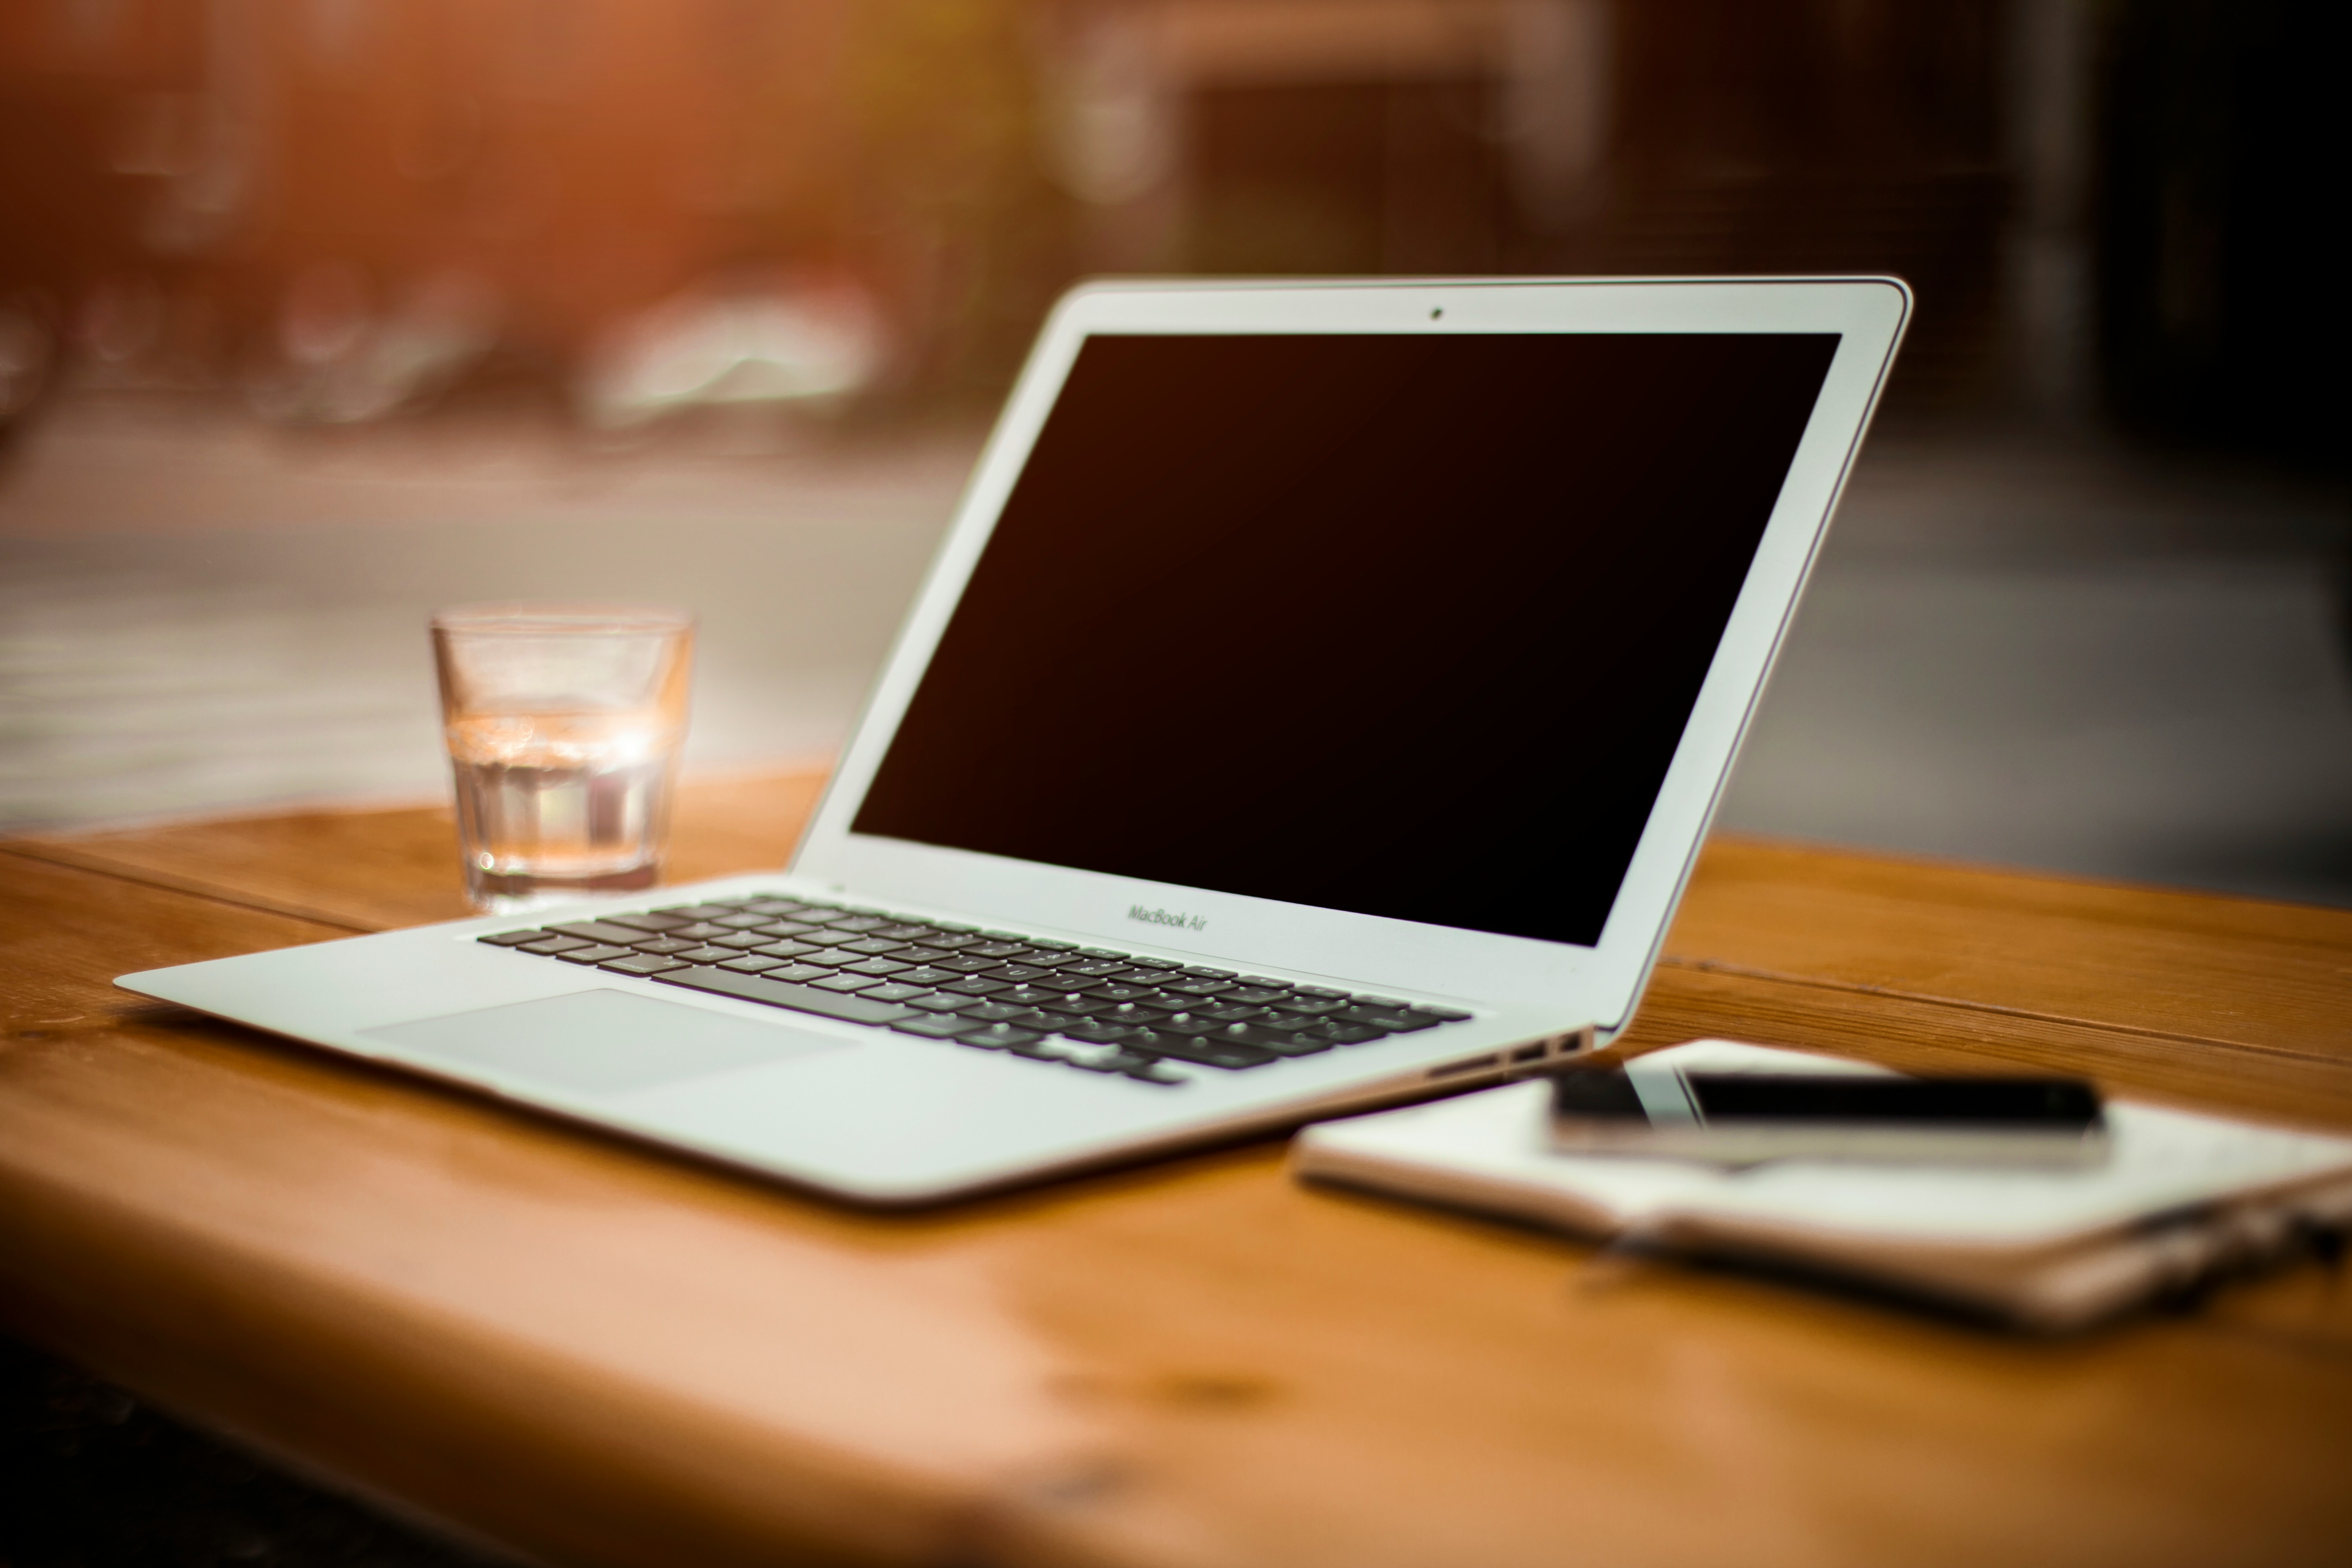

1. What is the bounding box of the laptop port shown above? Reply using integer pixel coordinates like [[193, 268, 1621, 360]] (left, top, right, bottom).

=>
[[1510, 1044, 1547, 1063], [1428, 1054, 1502, 1079]]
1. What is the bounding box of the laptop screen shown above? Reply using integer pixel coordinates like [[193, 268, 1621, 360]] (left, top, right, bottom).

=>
[[852, 331, 1839, 947]]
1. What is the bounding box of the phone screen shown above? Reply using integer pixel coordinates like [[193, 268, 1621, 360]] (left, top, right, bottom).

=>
[[1552, 1067, 2103, 1128], [1686, 1076, 2101, 1127]]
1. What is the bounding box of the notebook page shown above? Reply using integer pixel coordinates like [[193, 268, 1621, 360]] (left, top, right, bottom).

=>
[[1696, 1097, 2352, 1247], [1295, 1041, 2352, 1252]]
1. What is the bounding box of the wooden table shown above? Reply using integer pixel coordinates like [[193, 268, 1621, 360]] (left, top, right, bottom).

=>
[[5, 769, 2350, 1568]]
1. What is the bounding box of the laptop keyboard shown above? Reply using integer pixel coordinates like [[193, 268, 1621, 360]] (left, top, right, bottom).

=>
[[477, 894, 1472, 1086]]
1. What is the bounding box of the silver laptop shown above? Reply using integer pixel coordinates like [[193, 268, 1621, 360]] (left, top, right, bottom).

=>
[[121, 277, 1909, 1203]]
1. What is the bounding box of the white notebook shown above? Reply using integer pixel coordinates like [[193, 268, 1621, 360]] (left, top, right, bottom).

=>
[[1292, 1041, 2352, 1330]]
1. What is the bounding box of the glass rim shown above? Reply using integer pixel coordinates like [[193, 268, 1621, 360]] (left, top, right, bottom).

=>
[[431, 602, 696, 637]]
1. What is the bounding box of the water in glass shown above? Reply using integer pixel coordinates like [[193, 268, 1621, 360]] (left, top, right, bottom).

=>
[[449, 714, 677, 909]]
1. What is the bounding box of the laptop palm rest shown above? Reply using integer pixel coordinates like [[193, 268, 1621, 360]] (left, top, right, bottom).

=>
[[363, 989, 847, 1095]]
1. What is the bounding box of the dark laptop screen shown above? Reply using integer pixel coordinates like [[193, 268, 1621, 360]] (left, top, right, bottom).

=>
[[852, 331, 1839, 947]]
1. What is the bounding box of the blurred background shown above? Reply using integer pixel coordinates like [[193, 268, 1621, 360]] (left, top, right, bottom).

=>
[[1, 0, 2347, 905]]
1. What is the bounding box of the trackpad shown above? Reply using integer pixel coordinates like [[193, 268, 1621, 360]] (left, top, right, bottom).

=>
[[362, 988, 847, 1094]]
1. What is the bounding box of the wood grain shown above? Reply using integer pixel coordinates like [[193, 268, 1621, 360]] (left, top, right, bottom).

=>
[[0, 856, 1097, 1568], [5, 782, 2352, 1567], [1624, 964, 2352, 1133], [1665, 836, 2352, 1066], [10, 766, 830, 934]]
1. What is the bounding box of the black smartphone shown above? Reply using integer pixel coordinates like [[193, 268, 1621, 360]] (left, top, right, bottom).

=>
[[1549, 1058, 2107, 1166]]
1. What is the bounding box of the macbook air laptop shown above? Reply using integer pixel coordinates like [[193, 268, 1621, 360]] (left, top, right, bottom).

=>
[[121, 276, 1910, 1203]]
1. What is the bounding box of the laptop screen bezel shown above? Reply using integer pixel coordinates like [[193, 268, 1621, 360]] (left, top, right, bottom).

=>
[[785, 278, 1908, 1030]]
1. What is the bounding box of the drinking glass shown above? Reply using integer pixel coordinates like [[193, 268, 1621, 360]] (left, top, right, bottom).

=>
[[431, 604, 696, 913]]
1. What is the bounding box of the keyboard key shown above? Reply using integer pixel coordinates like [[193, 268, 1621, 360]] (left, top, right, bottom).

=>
[[871, 923, 936, 940], [658, 967, 916, 1025], [518, 936, 594, 955], [986, 965, 1054, 985], [1206, 1022, 1332, 1057], [1085, 983, 1158, 1004], [710, 932, 777, 951], [795, 930, 868, 948], [943, 976, 1008, 996], [601, 954, 688, 976], [828, 916, 890, 934], [1166, 978, 1234, 998], [956, 1002, 1029, 1024], [1063, 1023, 1143, 1045], [1340, 1007, 1436, 1032], [740, 899, 819, 918], [885, 945, 952, 965], [1024, 938, 1079, 951], [1088, 1000, 1176, 1026], [604, 913, 693, 933], [718, 955, 789, 974], [891, 1014, 980, 1040], [1124, 1032, 1274, 1070], [753, 939, 823, 960], [1220, 986, 1289, 1005], [546, 921, 654, 946], [890, 966, 961, 987], [555, 944, 633, 965], [664, 922, 736, 942], [918, 933, 985, 951], [1273, 995, 1349, 1016], [1410, 1005, 1475, 1023], [812, 972, 882, 993], [1178, 966, 1236, 980], [860, 982, 936, 1003], [1318, 1024, 1389, 1045], [992, 985, 1075, 1009], [1060, 959, 1130, 978], [1078, 947, 1128, 959], [1195, 1002, 1263, 1023], [958, 1024, 1043, 1051], [1109, 969, 1172, 986], [762, 963, 838, 985], [478, 930, 547, 947], [1292, 985, 1347, 999], [752, 921, 822, 939], [1105, 1053, 1188, 1084], [1122, 956, 1181, 970], [842, 957, 912, 978], [630, 937, 703, 956], [653, 904, 743, 921], [966, 941, 1030, 959], [710, 913, 773, 930], [789, 948, 861, 968], [840, 937, 906, 956], [903, 991, 974, 1013], [671, 946, 741, 965], [936, 956, 1003, 975]]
